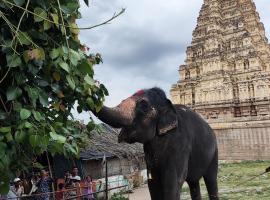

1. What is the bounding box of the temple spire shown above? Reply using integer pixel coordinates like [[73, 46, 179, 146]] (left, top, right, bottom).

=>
[[171, 0, 270, 160]]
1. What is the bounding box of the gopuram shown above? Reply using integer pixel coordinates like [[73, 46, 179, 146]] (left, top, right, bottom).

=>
[[171, 0, 270, 160]]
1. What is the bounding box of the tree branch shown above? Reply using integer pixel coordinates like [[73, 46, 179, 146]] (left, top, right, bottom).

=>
[[0, 95, 8, 113], [3, 0, 125, 30]]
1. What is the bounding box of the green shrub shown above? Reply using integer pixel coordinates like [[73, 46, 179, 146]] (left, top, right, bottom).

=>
[[111, 192, 129, 200]]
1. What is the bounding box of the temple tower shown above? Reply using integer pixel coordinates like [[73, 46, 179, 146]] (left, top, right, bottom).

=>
[[171, 0, 270, 160]]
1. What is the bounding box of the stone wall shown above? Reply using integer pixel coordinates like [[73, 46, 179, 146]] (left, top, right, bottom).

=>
[[215, 126, 270, 160]]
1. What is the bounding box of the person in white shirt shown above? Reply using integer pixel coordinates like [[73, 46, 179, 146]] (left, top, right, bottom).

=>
[[11, 178, 24, 199]]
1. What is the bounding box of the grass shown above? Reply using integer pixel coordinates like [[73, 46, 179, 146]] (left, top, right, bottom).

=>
[[181, 160, 270, 199]]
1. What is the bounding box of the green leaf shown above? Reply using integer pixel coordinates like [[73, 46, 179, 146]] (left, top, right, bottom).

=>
[[0, 142, 7, 158], [61, 2, 79, 14], [20, 108, 31, 120], [0, 127, 11, 133], [65, 143, 78, 155], [39, 90, 49, 106], [29, 135, 39, 147], [13, 0, 25, 6], [70, 23, 79, 35], [100, 84, 109, 96], [5, 132, 13, 142], [23, 50, 30, 63], [18, 32, 31, 45], [50, 13, 59, 25], [15, 131, 27, 143], [24, 121, 33, 128], [33, 111, 44, 122], [6, 86, 22, 101], [87, 121, 95, 132], [13, 101, 22, 111], [41, 135, 49, 146], [59, 62, 69, 72], [86, 97, 95, 109], [84, 75, 95, 85], [49, 142, 63, 155], [44, 20, 52, 30], [50, 132, 66, 143], [50, 49, 60, 60], [26, 87, 39, 107], [66, 75, 75, 90], [95, 101, 103, 113], [34, 48, 45, 60], [34, 7, 47, 22], [69, 49, 80, 66], [78, 60, 93, 75], [6, 54, 22, 67], [61, 46, 69, 55]]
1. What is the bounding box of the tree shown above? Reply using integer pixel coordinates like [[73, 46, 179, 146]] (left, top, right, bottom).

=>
[[0, 0, 123, 193]]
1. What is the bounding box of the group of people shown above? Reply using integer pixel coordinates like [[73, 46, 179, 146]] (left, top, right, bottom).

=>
[[1, 167, 95, 200], [56, 167, 94, 200], [1, 169, 53, 200]]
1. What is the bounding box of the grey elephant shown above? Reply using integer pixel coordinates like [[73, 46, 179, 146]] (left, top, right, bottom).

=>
[[94, 87, 219, 200]]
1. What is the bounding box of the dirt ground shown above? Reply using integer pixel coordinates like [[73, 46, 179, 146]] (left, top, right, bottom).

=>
[[124, 185, 151, 200]]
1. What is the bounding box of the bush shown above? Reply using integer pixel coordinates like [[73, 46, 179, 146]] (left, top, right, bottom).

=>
[[111, 192, 129, 200]]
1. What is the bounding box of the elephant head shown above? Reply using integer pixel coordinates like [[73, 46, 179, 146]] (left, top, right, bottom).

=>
[[95, 87, 178, 144]]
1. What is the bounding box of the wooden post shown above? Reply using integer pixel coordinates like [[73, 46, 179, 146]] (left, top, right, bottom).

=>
[[46, 151, 56, 200], [105, 158, 108, 200]]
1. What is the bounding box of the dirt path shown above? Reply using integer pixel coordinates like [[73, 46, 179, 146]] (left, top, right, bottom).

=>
[[124, 185, 151, 200]]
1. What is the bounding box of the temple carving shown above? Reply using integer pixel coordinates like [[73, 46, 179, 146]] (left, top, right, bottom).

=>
[[171, 0, 270, 160]]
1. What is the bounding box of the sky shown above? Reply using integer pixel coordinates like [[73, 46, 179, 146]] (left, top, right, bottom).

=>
[[75, 0, 270, 121]]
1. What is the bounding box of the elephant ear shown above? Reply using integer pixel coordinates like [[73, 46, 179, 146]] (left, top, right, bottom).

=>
[[157, 99, 178, 135]]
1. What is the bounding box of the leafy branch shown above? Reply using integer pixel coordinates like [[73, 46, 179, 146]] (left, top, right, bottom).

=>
[[0, 0, 111, 194], [3, 0, 125, 30]]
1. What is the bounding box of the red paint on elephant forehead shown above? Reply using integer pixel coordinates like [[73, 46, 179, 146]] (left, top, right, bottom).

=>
[[132, 90, 145, 97]]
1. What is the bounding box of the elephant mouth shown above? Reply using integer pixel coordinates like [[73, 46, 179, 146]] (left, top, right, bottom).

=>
[[118, 129, 136, 144]]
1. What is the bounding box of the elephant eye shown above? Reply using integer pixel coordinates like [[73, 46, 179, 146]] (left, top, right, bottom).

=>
[[137, 99, 150, 114]]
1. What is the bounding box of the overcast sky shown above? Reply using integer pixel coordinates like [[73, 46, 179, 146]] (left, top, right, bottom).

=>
[[75, 0, 270, 121]]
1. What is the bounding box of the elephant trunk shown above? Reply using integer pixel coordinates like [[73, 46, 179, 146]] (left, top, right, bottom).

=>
[[94, 105, 134, 128]]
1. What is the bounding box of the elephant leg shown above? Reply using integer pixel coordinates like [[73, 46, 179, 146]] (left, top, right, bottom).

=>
[[161, 169, 180, 200], [148, 169, 163, 200], [187, 181, 202, 200], [203, 152, 219, 200], [203, 174, 219, 200]]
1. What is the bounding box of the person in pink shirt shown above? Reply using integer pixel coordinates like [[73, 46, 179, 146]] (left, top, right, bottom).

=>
[[83, 175, 94, 200]]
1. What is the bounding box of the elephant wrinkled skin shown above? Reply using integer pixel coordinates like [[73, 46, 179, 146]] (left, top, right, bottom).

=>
[[94, 87, 219, 200]]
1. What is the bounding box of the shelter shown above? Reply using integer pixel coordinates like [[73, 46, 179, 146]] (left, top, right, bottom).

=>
[[80, 124, 145, 179], [53, 124, 145, 179]]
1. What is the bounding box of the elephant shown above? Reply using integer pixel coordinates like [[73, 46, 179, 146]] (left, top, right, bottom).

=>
[[94, 87, 219, 200]]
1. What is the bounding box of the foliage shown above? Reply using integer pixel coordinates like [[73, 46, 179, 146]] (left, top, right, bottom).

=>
[[0, 0, 111, 193], [111, 192, 129, 200]]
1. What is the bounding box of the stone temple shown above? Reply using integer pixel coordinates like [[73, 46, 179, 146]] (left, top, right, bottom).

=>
[[171, 0, 270, 160]]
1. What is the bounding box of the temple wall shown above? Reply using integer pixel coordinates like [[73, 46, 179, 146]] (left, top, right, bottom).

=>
[[214, 126, 270, 160]]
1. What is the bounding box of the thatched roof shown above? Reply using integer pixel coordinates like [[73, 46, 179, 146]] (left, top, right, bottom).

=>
[[80, 124, 144, 161]]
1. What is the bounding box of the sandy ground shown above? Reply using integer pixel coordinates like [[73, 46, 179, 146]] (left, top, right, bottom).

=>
[[124, 185, 151, 200]]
